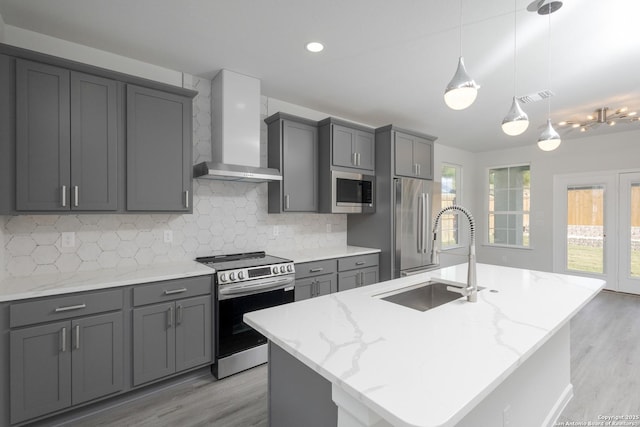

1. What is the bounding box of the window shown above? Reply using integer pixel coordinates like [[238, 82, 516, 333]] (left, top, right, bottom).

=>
[[441, 163, 461, 248], [488, 164, 530, 247]]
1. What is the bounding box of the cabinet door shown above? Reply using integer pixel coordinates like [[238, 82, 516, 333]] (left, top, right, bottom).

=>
[[355, 130, 375, 171], [338, 271, 359, 292], [70, 72, 118, 211], [294, 276, 316, 301], [127, 85, 192, 211], [332, 124, 356, 168], [132, 302, 176, 385], [10, 321, 72, 424], [71, 312, 123, 405], [15, 59, 71, 211], [282, 120, 318, 212], [360, 266, 379, 287], [175, 295, 212, 372], [413, 137, 433, 180], [316, 274, 337, 297], [394, 132, 416, 178]]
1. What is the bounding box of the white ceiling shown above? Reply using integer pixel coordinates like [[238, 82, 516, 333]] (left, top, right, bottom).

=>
[[2, 0, 640, 152]]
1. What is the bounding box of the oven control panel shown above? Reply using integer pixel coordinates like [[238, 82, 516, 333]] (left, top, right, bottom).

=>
[[217, 262, 295, 284]]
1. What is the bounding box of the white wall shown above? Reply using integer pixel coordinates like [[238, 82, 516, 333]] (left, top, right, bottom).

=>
[[474, 129, 640, 272]]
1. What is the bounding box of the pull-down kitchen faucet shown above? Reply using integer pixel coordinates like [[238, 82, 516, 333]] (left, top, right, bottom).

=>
[[430, 205, 477, 302]]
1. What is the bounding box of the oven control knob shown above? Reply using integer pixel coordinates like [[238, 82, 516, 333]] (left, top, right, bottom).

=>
[[238, 271, 245, 280], [287, 264, 293, 272], [280, 265, 286, 273], [272, 266, 279, 275], [219, 273, 227, 282], [229, 272, 236, 281]]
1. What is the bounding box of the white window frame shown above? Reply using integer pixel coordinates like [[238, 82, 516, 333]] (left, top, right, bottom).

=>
[[440, 162, 464, 250], [486, 163, 531, 249]]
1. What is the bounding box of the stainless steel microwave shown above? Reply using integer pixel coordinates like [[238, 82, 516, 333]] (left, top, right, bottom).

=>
[[331, 170, 375, 214]]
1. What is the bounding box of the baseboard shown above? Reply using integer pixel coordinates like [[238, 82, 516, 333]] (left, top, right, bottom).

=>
[[543, 383, 574, 427]]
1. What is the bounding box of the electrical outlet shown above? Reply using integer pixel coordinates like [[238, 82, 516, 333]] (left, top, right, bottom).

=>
[[326, 223, 332, 233], [61, 232, 76, 248], [273, 225, 279, 237], [163, 230, 173, 243]]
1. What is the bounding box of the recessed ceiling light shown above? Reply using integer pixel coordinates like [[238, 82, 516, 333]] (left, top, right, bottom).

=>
[[305, 42, 324, 53]]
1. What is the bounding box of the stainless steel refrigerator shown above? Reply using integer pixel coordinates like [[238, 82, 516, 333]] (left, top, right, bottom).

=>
[[347, 176, 439, 281]]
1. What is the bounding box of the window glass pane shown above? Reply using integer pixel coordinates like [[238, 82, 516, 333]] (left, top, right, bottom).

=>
[[488, 165, 530, 247], [441, 164, 461, 248], [566, 185, 604, 274], [631, 183, 640, 277]]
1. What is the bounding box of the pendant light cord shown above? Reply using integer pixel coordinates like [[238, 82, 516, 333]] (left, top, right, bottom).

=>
[[513, 0, 517, 96], [459, 0, 463, 56], [547, 5, 552, 118]]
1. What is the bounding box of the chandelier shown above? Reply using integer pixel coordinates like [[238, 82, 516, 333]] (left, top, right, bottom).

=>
[[558, 107, 639, 132]]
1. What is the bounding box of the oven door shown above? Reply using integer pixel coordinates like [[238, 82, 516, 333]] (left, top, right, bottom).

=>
[[216, 275, 295, 359]]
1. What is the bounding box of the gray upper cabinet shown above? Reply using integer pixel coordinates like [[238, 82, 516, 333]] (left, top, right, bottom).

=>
[[319, 118, 375, 173], [394, 130, 434, 180], [15, 60, 118, 211], [266, 113, 319, 213], [126, 85, 192, 212]]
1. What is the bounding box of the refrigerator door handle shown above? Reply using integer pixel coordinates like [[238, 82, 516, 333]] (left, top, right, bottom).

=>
[[422, 193, 429, 254], [417, 194, 423, 253]]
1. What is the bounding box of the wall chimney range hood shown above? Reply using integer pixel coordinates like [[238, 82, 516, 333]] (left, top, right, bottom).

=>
[[193, 69, 282, 182]]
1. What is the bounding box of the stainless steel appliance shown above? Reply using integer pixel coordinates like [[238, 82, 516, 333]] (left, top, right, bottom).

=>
[[331, 170, 375, 213], [394, 177, 436, 277], [196, 252, 295, 379]]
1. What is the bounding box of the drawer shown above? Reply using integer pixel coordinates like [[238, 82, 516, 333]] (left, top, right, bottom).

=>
[[338, 253, 379, 272], [10, 289, 123, 328], [132, 275, 212, 307], [295, 259, 337, 279]]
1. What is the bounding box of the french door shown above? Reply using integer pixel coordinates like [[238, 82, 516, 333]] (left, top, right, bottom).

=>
[[554, 171, 640, 294]]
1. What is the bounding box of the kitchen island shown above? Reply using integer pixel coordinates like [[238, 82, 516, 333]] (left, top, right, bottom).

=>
[[244, 263, 605, 427]]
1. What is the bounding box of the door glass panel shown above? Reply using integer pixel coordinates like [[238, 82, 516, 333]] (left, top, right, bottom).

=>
[[566, 185, 604, 274], [631, 183, 640, 277]]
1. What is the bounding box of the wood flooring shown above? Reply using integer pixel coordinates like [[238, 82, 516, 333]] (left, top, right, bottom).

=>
[[35, 290, 640, 426]]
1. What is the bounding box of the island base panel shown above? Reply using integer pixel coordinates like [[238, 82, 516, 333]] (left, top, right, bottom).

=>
[[268, 342, 338, 427]]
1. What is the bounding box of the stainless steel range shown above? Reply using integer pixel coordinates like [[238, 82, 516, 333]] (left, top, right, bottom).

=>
[[196, 251, 295, 379]]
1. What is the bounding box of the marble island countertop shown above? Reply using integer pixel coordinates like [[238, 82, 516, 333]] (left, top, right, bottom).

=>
[[244, 263, 605, 427], [0, 261, 215, 302], [269, 245, 381, 264]]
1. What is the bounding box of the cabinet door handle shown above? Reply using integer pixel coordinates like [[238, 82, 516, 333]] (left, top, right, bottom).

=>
[[352, 152, 357, 166], [167, 306, 173, 328], [360, 271, 365, 287], [177, 304, 183, 325], [164, 288, 187, 295], [55, 303, 86, 312], [184, 190, 189, 209], [73, 185, 79, 207], [285, 194, 290, 210], [357, 152, 361, 166], [417, 164, 421, 176], [74, 324, 80, 350], [61, 327, 67, 352], [61, 185, 67, 207], [309, 267, 323, 273]]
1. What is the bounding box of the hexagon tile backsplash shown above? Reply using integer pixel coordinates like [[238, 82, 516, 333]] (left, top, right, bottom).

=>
[[0, 75, 347, 278], [1, 180, 347, 277]]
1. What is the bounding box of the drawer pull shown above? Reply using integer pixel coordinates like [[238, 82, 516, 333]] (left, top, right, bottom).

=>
[[55, 303, 87, 312], [164, 288, 187, 295], [355, 261, 366, 266], [309, 268, 324, 273]]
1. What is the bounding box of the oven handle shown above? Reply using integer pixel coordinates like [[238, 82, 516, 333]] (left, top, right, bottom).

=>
[[218, 276, 295, 300]]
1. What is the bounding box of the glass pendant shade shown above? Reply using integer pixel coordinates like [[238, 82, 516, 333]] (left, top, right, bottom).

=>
[[537, 119, 561, 151], [501, 97, 529, 136], [444, 57, 479, 110]]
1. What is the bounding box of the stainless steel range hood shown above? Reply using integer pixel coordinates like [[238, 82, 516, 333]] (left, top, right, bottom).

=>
[[193, 69, 282, 182]]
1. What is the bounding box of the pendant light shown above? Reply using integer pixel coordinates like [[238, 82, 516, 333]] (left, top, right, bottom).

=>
[[537, 2, 561, 151], [444, 0, 479, 110], [502, 0, 529, 136]]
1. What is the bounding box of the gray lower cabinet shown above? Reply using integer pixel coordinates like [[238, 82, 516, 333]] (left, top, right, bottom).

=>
[[337, 253, 379, 292], [15, 59, 118, 212], [266, 113, 319, 213], [9, 311, 123, 424], [132, 294, 211, 386], [295, 274, 337, 301], [126, 85, 192, 212]]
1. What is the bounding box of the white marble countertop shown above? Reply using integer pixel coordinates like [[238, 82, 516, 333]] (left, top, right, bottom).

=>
[[270, 245, 381, 264], [0, 261, 215, 302], [244, 263, 605, 427]]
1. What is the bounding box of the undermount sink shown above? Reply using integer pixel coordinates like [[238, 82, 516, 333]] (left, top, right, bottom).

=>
[[379, 280, 485, 312]]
